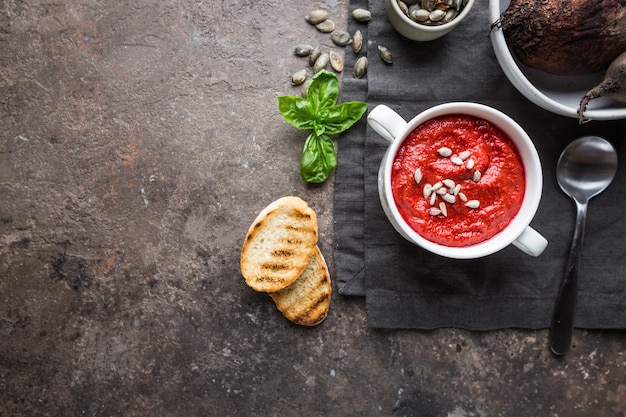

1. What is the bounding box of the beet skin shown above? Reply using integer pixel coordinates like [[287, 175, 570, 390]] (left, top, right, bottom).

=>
[[493, 0, 626, 75]]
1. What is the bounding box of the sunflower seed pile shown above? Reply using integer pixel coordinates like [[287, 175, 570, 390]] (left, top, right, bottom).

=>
[[414, 146, 483, 218], [290, 8, 394, 95]]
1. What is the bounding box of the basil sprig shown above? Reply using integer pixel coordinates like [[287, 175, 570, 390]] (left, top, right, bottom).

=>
[[278, 70, 368, 183]]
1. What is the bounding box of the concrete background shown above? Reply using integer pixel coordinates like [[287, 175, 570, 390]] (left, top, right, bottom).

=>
[[1, 1, 625, 416]]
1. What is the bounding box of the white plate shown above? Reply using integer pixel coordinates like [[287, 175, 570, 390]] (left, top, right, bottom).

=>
[[488, 0, 626, 120]]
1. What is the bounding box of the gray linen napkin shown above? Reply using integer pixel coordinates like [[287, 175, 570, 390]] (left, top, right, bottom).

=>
[[334, 0, 626, 329], [334, 0, 369, 296]]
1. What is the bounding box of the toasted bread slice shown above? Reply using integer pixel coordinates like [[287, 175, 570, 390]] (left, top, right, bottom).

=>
[[240, 196, 318, 293], [270, 246, 331, 326]]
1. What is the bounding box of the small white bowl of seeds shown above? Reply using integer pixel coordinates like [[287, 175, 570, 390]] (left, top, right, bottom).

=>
[[385, 0, 475, 41]]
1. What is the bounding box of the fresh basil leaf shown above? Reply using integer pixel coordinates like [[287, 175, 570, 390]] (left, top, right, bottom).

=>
[[312, 118, 327, 137], [278, 95, 316, 131], [300, 132, 337, 183], [316, 101, 368, 135], [277, 70, 366, 184], [307, 70, 339, 114]]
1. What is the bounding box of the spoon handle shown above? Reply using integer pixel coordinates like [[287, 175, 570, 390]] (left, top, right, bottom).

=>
[[549, 200, 587, 356]]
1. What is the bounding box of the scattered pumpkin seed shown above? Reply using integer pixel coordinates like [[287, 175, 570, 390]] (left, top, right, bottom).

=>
[[314, 53, 329, 73], [352, 8, 372, 22], [465, 200, 480, 209], [378, 45, 393, 64], [329, 51, 344, 72], [353, 56, 368, 78], [291, 69, 308, 86], [352, 29, 363, 54], [465, 158, 475, 169], [301, 78, 313, 98], [308, 46, 322, 66], [315, 19, 336, 33], [305, 9, 329, 25], [294, 44, 314, 57], [473, 170, 481, 182], [331, 30, 352, 47]]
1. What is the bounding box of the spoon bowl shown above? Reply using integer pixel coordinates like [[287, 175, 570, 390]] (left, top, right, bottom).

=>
[[557, 138, 619, 203], [549, 136, 618, 356]]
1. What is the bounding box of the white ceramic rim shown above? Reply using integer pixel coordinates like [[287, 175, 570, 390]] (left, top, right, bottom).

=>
[[488, 0, 626, 120], [381, 102, 543, 259], [388, 0, 475, 33]]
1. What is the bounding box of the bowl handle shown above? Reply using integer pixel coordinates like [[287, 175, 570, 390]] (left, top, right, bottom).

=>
[[512, 226, 548, 257], [367, 105, 407, 143]]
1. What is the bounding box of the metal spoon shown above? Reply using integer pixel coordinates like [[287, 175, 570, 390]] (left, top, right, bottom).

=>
[[549, 136, 618, 356]]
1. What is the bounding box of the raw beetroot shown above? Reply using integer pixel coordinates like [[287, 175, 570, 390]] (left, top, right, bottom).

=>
[[493, 0, 626, 76], [578, 51, 626, 123]]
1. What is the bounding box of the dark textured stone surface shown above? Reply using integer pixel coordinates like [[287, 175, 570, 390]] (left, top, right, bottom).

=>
[[1, 1, 625, 416]]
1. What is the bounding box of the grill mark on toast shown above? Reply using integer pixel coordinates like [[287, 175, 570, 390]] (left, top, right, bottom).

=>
[[283, 238, 303, 245], [272, 249, 294, 257], [261, 262, 291, 271], [257, 275, 284, 283], [293, 293, 330, 325], [295, 293, 329, 319], [292, 212, 312, 220]]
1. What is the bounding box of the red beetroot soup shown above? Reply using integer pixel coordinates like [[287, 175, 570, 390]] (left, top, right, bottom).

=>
[[391, 114, 525, 247]]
